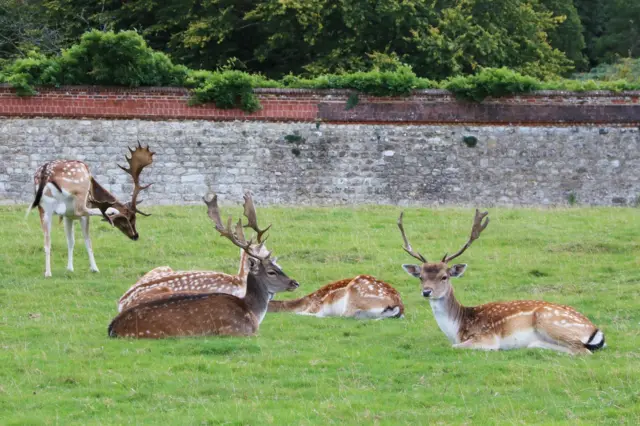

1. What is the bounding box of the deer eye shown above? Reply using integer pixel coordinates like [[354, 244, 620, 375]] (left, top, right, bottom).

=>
[[441, 276, 447, 281], [267, 271, 277, 277]]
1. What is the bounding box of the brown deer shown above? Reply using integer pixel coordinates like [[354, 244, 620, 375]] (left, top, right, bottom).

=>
[[26, 143, 154, 277], [398, 210, 605, 355], [116, 192, 273, 312], [268, 276, 404, 319], [108, 193, 299, 338]]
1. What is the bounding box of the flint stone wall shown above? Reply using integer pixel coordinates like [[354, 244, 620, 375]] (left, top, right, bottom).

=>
[[1, 118, 638, 206]]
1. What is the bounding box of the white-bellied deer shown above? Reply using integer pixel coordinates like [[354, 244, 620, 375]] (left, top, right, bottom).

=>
[[26, 143, 154, 277], [269, 275, 404, 319], [116, 192, 273, 312], [108, 193, 299, 338], [398, 210, 605, 355]]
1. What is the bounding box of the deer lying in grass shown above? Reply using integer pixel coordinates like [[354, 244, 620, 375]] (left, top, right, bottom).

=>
[[116, 192, 273, 312], [26, 143, 154, 277], [108, 193, 299, 339], [398, 210, 605, 355], [268, 275, 404, 319]]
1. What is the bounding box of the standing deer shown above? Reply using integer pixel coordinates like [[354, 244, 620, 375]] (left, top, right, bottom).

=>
[[398, 210, 605, 355], [268, 275, 404, 319], [108, 193, 299, 338], [26, 143, 154, 277], [116, 191, 273, 312]]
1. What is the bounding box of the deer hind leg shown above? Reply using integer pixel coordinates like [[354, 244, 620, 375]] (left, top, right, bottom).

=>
[[63, 217, 75, 272], [533, 316, 593, 355], [80, 216, 99, 272], [39, 206, 53, 277]]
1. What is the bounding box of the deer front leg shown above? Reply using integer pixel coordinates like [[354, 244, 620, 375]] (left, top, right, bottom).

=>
[[64, 217, 75, 272], [453, 335, 500, 351], [39, 207, 53, 277], [80, 216, 99, 273]]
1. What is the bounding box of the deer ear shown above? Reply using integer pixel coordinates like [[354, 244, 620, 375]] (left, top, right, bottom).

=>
[[247, 256, 260, 272], [402, 264, 421, 278], [448, 264, 467, 278]]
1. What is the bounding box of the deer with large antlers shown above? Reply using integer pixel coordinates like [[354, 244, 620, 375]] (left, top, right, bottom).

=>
[[26, 144, 154, 277], [116, 191, 273, 312], [268, 276, 404, 319], [398, 210, 605, 355], [108, 193, 299, 339]]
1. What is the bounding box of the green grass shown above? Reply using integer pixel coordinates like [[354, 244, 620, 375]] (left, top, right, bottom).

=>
[[1, 205, 639, 425]]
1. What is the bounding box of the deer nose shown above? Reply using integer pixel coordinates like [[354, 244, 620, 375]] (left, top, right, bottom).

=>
[[422, 289, 433, 298], [132, 234, 139, 241], [291, 280, 299, 288]]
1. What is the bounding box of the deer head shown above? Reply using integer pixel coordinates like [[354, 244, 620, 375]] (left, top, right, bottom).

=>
[[398, 210, 489, 299], [91, 143, 154, 240], [203, 192, 298, 294]]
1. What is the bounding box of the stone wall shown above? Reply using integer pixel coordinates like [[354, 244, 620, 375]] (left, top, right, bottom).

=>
[[2, 118, 639, 206]]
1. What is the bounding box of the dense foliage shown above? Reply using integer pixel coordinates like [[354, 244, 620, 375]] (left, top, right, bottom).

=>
[[1, 30, 640, 111], [1, 0, 638, 81]]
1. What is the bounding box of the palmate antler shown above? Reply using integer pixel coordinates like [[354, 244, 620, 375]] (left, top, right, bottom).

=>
[[242, 191, 271, 243], [442, 209, 489, 263], [203, 193, 271, 261], [119, 142, 154, 216]]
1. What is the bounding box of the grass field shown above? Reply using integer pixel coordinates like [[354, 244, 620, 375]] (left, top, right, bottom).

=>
[[1, 204, 639, 425]]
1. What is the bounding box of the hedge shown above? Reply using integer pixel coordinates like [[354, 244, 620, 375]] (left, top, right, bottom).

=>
[[2, 31, 640, 112]]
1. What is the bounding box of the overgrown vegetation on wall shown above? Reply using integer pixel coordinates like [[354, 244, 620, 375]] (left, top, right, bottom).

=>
[[1, 31, 639, 112]]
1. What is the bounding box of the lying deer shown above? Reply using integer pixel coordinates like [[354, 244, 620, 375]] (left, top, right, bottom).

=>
[[268, 275, 404, 319], [108, 193, 299, 338], [116, 192, 272, 312], [398, 210, 605, 355], [26, 143, 154, 277]]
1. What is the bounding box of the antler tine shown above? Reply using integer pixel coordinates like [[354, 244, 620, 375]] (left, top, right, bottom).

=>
[[118, 142, 155, 214], [203, 193, 267, 260], [242, 191, 272, 243], [443, 209, 490, 263], [397, 212, 427, 263]]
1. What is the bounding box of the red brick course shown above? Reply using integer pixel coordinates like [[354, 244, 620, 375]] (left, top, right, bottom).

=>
[[0, 85, 639, 124]]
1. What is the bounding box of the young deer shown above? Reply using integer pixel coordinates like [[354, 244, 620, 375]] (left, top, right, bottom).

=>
[[268, 275, 404, 319], [108, 193, 299, 339], [398, 210, 605, 355], [116, 192, 273, 312], [26, 143, 154, 277]]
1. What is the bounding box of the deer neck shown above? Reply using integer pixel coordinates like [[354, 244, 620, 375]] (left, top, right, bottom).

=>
[[429, 287, 467, 344], [238, 249, 250, 282], [242, 273, 272, 324], [88, 177, 126, 209]]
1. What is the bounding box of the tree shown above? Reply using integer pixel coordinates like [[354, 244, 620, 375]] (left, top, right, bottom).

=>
[[597, 0, 640, 61], [0, 0, 65, 62], [541, 0, 587, 71], [410, 0, 572, 79]]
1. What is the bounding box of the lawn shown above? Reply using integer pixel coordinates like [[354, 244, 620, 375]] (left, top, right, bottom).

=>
[[1, 204, 639, 425]]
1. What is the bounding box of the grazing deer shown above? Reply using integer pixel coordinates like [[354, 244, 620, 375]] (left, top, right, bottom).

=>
[[116, 192, 273, 312], [108, 193, 299, 339], [26, 143, 154, 277], [398, 210, 605, 355], [269, 275, 404, 319]]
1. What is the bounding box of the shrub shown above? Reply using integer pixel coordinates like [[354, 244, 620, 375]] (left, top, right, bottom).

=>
[[444, 68, 541, 102], [281, 65, 437, 96], [189, 70, 262, 112]]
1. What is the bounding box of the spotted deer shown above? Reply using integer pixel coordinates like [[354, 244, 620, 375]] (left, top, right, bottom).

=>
[[26, 144, 154, 277], [398, 210, 605, 355], [268, 275, 404, 319], [108, 193, 299, 339], [116, 191, 273, 312]]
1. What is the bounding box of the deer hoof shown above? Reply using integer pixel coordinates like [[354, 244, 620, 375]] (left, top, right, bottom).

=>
[[44, 271, 52, 278], [90, 267, 100, 273]]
